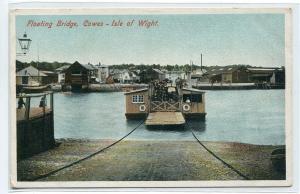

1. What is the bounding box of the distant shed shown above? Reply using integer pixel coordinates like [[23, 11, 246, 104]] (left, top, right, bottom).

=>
[[64, 61, 97, 90], [139, 68, 166, 83], [206, 66, 250, 84], [247, 67, 285, 84]]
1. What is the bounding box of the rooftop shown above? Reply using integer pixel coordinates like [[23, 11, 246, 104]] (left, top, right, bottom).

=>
[[124, 88, 149, 95], [16, 66, 47, 77], [182, 87, 205, 94]]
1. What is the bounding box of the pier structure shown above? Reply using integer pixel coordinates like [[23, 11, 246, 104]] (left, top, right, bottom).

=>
[[16, 92, 55, 160]]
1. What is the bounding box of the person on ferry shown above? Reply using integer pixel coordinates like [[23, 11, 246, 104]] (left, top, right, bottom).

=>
[[186, 97, 191, 103]]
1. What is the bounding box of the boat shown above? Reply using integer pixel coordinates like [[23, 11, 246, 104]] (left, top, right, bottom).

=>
[[22, 85, 50, 93], [124, 79, 206, 126]]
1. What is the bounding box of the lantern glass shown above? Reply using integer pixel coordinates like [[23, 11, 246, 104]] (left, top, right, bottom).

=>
[[18, 33, 32, 54]]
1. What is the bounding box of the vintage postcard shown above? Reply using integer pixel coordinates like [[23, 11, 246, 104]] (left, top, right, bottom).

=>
[[10, 7, 293, 188]]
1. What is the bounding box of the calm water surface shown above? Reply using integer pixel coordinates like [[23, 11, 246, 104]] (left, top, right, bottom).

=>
[[53, 90, 285, 145]]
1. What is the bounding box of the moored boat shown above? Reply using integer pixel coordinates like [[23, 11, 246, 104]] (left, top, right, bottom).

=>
[[22, 85, 50, 93]]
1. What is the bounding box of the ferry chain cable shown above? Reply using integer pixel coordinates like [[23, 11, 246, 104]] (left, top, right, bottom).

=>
[[28, 120, 145, 181], [186, 122, 250, 180]]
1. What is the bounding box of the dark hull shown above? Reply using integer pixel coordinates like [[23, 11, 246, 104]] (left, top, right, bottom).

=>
[[125, 113, 148, 119], [183, 113, 207, 120], [146, 123, 185, 130]]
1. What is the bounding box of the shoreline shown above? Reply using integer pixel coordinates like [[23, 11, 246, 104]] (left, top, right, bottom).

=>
[[17, 139, 286, 181], [55, 138, 285, 146], [48, 83, 285, 92]]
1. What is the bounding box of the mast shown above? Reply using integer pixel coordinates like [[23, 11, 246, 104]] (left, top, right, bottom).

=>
[[200, 53, 203, 71], [188, 60, 192, 88]]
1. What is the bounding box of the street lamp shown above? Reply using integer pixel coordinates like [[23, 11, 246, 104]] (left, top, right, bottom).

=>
[[18, 33, 32, 55]]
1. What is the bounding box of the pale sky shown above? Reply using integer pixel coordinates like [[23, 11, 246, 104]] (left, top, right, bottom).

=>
[[16, 14, 285, 67]]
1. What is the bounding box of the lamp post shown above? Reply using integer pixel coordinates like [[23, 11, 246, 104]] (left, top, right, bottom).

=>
[[17, 32, 32, 56]]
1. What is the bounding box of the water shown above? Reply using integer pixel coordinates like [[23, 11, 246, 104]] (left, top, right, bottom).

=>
[[53, 90, 285, 145]]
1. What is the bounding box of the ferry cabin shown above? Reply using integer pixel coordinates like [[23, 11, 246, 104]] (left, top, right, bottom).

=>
[[124, 86, 206, 121], [181, 88, 206, 119], [124, 88, 149, 119]]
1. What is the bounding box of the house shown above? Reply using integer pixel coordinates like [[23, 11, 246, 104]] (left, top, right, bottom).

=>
[[131, 70, 141, 83], [16, 65, 47, 86], [64, 61, 97, 90], [55, 65, 70, 84], [205, 66, 250, 84], [247, 67, 285, 84], [121, 70, 133, 84], [139, 68, 166, 83], [120, 70, 140, 84]]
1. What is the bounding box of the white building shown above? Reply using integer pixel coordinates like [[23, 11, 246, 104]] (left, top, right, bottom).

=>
[[119, 70, 140, 84], [55, 65, 70, 84], [16, 66, 47, 86], [95, 63, 110, 83], [165, 71, 186, 84]]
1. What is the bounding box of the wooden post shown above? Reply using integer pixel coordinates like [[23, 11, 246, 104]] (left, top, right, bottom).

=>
[[43, 94, 46, 117], [42, 94, 46, 149], [50, 92, 55, 146], [24, 96, 31, 156], [25, 97, 31, 121], [50, 92, 53, 111]]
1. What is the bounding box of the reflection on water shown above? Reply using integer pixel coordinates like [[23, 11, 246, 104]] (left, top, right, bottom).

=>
[[54, 90, 285, 145], [186, 120, 207, 133], [146, 125, 190, 132]]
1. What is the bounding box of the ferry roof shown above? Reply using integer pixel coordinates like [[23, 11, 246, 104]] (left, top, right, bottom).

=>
[[124, 88, 149, 95], [182, 87, 205, 94]]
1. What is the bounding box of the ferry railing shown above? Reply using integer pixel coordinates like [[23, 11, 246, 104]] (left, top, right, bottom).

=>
[[16, 92, 54, 122], [150, 101, 180, 112]]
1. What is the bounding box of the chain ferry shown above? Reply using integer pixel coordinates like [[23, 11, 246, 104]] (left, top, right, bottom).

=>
[[124, 79, 206, 126]]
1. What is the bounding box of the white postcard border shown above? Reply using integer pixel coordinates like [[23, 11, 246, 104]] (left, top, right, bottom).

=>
[[9, 7, 293, 189]]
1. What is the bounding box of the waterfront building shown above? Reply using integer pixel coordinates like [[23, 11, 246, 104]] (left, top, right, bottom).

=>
[[139, 68, 166, 83], [247, 67, 285, 84], [205, 66, 250, 84], [64, 61, 97, 90], [16, 65, 48, 86]]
